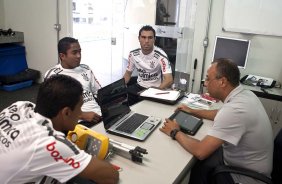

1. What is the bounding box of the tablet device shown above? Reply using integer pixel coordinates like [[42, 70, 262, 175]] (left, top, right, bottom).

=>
[[169, 110, 203, 135]]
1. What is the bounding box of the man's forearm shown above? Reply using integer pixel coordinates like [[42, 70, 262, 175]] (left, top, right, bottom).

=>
[[190, 109, 218, 121], [123, 71, 132, 84], [159, 81, 171, 89], [159, 75, 173, 89]]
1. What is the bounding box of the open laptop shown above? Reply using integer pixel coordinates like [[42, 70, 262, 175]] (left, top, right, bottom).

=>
[[97, 78, 161, 141]]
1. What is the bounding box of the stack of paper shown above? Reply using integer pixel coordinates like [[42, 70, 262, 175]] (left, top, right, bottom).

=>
[[244, 74, 274, 87], [180, 93, 214, 110], [139, 88, 181, 101]]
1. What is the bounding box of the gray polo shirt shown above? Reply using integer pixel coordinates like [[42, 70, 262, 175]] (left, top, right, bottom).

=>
[[208, 85, 273, 183]]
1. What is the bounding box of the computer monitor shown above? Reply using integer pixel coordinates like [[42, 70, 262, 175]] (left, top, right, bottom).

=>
[[212, 36, 251, 69]]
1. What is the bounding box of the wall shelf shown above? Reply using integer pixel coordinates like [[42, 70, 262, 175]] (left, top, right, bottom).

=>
[[0, 31, 24, 44]]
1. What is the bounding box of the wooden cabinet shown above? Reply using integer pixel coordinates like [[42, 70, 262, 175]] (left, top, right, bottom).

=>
[[259, 97, 282, 137]]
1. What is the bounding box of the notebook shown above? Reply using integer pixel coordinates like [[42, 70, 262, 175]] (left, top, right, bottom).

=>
[[97, 78, 161, 141], [139, 87, 185, 105]]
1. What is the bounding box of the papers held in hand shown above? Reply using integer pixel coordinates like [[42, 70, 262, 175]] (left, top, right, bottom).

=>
[[139, 88, 183, 104], [180, 93, 215, 110]]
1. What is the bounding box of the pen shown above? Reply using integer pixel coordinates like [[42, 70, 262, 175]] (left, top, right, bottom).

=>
[[155, 92, 170, 95]]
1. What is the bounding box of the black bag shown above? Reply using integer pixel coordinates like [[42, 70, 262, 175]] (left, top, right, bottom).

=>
[[0, 68, 40, 85]]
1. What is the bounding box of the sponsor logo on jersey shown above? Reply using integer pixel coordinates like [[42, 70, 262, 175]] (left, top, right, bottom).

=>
[[150, 61, 155, 68], [82, 90, 94, 103], [131, 49, 141, 56], [127, 54, 132, 68], [140, 74, 158, 81], [160, 58, 166, 72], [154, 53, 160, 59], [46, 141, 80, 169], [81, 73, 89, 81], [137, 68, 159, 81], [0, 131, 11, 148], [137, 68, 146, 73], [53, 68, 63, 74], [0, 105, 21, 148], [92, 71, 102, 88]]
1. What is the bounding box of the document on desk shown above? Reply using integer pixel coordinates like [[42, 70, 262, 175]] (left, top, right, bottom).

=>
[[180, 93, 214, 110], [139, 88, 181, 101]]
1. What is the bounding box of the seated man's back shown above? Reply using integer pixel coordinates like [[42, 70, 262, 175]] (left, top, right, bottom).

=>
[[0, 75, 119, 184], [0, 102, 91, 183]]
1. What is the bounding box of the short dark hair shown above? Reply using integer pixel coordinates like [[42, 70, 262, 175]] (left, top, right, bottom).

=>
[[35, 75, 83, 118], [139, 25, 156, 38], [212, 58, 240, 87], [58, 37, 79, 55]]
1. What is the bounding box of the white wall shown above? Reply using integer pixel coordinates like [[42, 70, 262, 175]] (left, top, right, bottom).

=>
[[191, 0, 282, 93], [3, 0, 72, 82], [0, 0, 4, 27], [2, 0, 281, 88], [123, 0, 157, 58]]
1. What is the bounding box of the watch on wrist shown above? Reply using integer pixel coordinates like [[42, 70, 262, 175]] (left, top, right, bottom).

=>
[[170, 129, 180, 140]]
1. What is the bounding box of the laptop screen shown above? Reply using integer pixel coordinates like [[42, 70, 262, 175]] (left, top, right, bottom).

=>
[[97, 79, 130, 129]]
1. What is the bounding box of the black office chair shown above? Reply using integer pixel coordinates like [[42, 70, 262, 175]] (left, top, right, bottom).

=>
[[127, 76, 138, 86], [211, 129, 282, 184]]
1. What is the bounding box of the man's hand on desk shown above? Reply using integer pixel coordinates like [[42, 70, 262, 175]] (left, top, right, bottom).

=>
[[159, 118, 180, 137], [177, 104, 218, 121], [80, 112, 102, 124], [177, 104, 194, 114]]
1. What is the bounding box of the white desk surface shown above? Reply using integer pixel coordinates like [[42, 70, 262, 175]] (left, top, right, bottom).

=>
[[91, 100, 213, 184]]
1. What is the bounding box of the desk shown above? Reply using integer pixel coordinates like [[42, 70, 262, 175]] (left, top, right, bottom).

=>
[[91, 100, 213, 184], [242, 84, 282, 101]]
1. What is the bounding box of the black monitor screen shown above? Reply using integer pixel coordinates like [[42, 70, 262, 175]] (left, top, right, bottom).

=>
[[97, 78, 130, 129], [212, 36, 251, 69]]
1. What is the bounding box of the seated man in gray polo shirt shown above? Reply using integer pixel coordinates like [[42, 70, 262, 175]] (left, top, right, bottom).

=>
[[160, 58, 273, 184]]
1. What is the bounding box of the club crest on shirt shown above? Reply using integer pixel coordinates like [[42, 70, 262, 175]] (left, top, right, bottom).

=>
[[150, 61, 155, 68], [53, 68, 63, 74], [81, 73, 89, 81]]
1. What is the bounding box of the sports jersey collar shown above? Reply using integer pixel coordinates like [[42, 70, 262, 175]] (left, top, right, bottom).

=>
[[59, 63, 80, 71], [34, 113, 54, 127], [35, 113, 66, 137]]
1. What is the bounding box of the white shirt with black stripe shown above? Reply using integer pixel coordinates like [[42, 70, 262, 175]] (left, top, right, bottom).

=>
[[126, 46, 172, 88], [0, 101, 92, 184], [45, 64, 102, 115]]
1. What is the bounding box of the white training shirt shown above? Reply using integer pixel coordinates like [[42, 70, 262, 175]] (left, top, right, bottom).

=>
[[0, 101, 92, 184], [126, 46, 172, 88], [45, 64, 102, 115]]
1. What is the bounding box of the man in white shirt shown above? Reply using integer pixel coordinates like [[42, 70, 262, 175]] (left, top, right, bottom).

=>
[[0, 75, 119, 184], [160, 58, 273, 184], [45, 37, 101, 127], [123, 25, 173, 105]]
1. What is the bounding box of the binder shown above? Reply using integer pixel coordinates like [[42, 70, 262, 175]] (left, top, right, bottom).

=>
[[139, 88, 184, 105]]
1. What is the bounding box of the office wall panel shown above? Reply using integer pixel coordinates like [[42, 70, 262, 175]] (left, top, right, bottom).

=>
[[223, 0, 282, 37]]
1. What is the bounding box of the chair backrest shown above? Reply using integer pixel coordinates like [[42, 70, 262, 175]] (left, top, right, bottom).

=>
[[271, 129, 282, 184]]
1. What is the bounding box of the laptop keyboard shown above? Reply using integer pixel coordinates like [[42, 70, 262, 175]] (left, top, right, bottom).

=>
[[116, 113, 148, 134]]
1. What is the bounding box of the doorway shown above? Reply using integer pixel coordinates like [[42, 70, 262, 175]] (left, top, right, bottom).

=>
[[72, 0, 126, 86]]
